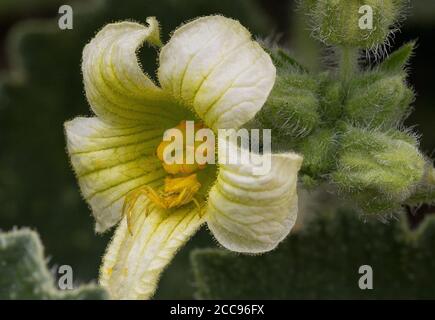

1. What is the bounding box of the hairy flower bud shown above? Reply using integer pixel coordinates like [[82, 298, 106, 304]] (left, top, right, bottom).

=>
[[344, 71, 414, 129], [319, 77, 344, 123], [332, 127, 425, 213], [304, 0, 408, 48], [299, 129, 338, 178], [255, 59, 321, 139]]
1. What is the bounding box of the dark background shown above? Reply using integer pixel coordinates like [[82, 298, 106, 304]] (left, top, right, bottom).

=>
[[0, 0, 433, 299]]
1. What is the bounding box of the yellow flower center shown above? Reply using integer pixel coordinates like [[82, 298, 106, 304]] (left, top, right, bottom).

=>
[[123, 120, 213, 234]]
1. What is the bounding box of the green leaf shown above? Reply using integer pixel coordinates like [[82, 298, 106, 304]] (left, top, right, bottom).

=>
[[379, 41, 416, 73], [191, 209, 435, 299], [0, 229, 107, 299]]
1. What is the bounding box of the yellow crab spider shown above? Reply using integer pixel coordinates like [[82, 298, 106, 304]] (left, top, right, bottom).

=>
[[122, 120, 207, 235], [122, 174, 204, 235]]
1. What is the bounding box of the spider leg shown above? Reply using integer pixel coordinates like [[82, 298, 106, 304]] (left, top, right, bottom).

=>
[[192, 197, 203, 217], [123, 189, 143, 235], [174, 188, 189, 207], [123, 186, 164, 235], [143, 185, 168, 210]]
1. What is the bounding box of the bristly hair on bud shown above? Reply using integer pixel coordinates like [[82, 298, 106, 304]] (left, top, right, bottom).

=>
[[252, 48, 322, 141], [331, 126, 426, 214], [300, 0, 410, 51], [250, 3, 435, 218], [343, 70, 415, 129]]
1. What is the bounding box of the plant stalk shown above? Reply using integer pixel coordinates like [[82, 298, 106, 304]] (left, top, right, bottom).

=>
[[339, 46, 358, 88]]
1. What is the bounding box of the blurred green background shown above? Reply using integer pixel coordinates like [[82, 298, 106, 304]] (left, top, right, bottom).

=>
[[0, 0, 434, 299]]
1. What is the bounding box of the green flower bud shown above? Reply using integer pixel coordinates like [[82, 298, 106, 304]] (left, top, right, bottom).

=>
[[298, 128, 338, 178], [255, 64, 321, 139], [344, 71, 414, 129], [304, 0, 408, 48], [332, 127, 425, 214]]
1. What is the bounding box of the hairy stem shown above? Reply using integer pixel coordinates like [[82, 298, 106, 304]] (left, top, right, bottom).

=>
[[339, 46, 358, 88]]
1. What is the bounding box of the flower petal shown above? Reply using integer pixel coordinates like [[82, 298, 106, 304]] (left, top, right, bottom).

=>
[[82, 18, 187, 125], [158, 15, 276, 130], [100, 198, 204, 299], [206, 151, 303, 253], [64, 117, 167, 232]]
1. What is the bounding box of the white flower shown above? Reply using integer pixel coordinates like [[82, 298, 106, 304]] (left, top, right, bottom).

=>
[[65, 15, 303, 299]]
